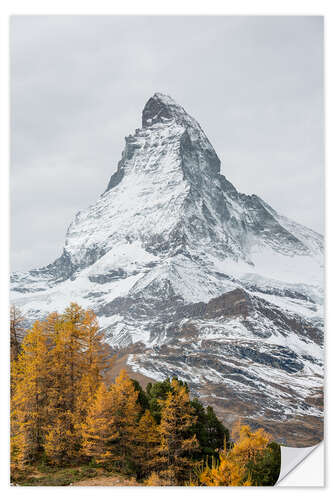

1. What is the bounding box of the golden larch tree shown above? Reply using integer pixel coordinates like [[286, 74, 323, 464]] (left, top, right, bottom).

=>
[[74, 309, 113, 433], [107, 369, 141, 470], [81, 383, 119, 465], [43, 310, 80, 464], [134, 409, 160, 479], [11, 321, 50, 466], [82, 370, 140, 470], [44, 304, 111, 464], [158, 378, 199, 485], [196, 455, 251, 486], [195, 424, 272, 486], [230, 424, 272, 467]]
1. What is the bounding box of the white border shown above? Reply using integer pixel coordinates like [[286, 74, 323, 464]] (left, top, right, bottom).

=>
[[1, 1, 332, 497]]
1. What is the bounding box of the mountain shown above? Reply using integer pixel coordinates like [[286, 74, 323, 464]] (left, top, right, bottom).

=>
[[11, 93, 324, 446]]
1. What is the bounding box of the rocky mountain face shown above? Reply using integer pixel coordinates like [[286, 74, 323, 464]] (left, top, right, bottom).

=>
[[11, 93, 324, 446]]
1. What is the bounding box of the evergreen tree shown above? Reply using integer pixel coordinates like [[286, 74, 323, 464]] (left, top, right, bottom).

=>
[[131, 379, 149, 417], [146, 379, 172, 423], [205, 406, 230, 454], [244, 441, 281, 486], [10, 305, 25, 362], [190, 400, 230, 459], [146, 377, 188, 424]]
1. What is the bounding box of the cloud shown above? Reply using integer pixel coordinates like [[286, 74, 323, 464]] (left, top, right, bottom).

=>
[[10, 16, 324, 271]]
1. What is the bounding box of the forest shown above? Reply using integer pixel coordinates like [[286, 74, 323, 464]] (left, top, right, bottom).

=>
[[10, 303, 281, 486]]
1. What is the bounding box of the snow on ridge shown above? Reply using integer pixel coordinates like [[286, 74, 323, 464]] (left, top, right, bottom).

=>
[[10, 93, 324, 443]]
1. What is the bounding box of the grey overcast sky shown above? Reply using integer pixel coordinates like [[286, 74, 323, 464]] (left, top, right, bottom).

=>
[[11, 16, 324, 272]]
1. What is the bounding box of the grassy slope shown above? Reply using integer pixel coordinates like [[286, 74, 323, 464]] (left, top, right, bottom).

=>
[[11, 464, 139, 486]]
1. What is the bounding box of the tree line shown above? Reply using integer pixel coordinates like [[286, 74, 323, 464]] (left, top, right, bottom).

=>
[[10, 303, 280, 486]]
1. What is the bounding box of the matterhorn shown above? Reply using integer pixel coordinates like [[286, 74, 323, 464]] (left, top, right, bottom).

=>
[[11, 93, 324, 446]]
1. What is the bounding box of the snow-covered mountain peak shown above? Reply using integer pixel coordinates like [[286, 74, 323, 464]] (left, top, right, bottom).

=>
[[10, 93, 324, 446], [140, 93, 220, 173], [13, 93, 323, 286], [142, 92, 196, 128], [105, 93, 220, 199]]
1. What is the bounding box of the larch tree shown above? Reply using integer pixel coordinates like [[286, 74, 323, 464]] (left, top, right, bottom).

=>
[[107, 369, 141, 471], [196, 454, 251, 486], [44, 304, 111, 464], [134, 409, 160, 479], [158, 378, 199, 485], [11, 321, 50, 466], [61, 303, 87, 416], [43, 311, 79, 464], [194, 424, 273, 486], [74, 309, 113, 431], [82, 370, 140, 469], [81, 383, 119, 465], [230, 425, 272, 468]]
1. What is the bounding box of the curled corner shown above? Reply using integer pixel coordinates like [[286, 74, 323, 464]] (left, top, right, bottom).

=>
[[277, 441, 324, 486]]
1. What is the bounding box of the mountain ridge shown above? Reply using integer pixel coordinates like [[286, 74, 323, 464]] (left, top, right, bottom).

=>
[[11, 93, 324, 446]]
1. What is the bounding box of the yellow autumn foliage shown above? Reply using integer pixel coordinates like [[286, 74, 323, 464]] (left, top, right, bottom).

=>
[[194, 423, 272, 486], [10, 303, 279, 487]]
